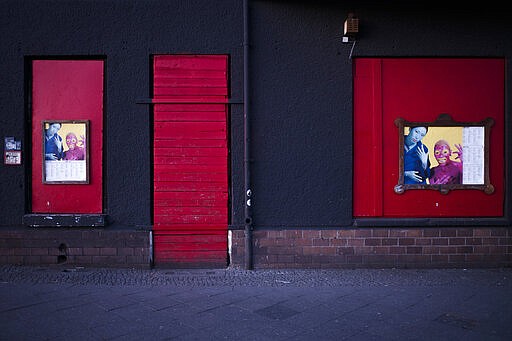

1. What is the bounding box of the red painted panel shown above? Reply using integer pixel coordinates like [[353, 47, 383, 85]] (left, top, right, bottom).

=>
[[31, 60, 103, 213], [154, 214, 227, 225], [155, 77, 228, 87], [354, 58, 504, 217], [154, 192, 227, 208], [155, 110, 226, 122], [154, 55, 227, 72], [156, 241, 226, 252], [154, 206, 228, 217], [154, 156, 226, 166], [353, 59, 383, 216], [153, 139, 227, 148], [155, 175, 225, 186], [153, 55, 228, 267], [154, 122, 226, 140], [155, 230, 227, 235], [155, 103, 227, 112], [154, 249, 227, 259], [154, 169, 227, 179], [154, 182, 227, 192], [154, 147, 227, 157], [152, 250, 228, 268], [153, 224, 226, 231], [153, 164, 227, 173], [156, 233, 226, 243], [154, 86, 228, 96]]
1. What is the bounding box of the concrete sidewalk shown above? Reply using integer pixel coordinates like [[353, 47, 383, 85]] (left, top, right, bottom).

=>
[[1, 265, 511, 340]]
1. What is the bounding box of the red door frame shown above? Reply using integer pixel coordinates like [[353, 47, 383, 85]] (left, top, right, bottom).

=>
[[31, 60, 104, 214]]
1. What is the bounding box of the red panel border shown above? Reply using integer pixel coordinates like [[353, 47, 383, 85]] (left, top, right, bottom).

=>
[[31, 60, 104, 213], [354, 58, 504, 218]]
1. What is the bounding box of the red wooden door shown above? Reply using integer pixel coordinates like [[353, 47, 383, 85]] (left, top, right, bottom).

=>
[[153, 55, 229, 268], [31, 60, 103, 213], [354, 58, 504, 217]]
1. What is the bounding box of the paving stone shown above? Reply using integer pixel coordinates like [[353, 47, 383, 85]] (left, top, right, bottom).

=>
[[0, 265, 511, 340]]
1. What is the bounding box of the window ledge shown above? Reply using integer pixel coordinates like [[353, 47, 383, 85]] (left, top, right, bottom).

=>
[[23, 214, 106, 227], [353, 217, 510, 227]]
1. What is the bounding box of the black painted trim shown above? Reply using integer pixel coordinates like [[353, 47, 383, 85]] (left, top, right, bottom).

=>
[[23, 214, 107, 227]]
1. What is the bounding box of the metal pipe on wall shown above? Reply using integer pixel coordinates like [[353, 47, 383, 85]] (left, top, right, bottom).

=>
[[243, 0, 253, 270]]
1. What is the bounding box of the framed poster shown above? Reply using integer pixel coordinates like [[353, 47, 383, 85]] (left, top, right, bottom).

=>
[[394, 113, 494, 195], [42, 120, 89, 184]]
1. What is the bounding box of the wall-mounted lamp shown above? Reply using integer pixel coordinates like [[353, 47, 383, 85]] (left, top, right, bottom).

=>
[[342, 13, 359, 43]]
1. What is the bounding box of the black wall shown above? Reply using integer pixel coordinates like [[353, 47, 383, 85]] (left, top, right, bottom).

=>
[[249, 2, 351, 227], [248, 1, 512, 227], [0, 0, 510, 230], [0, 0, 244, 229]]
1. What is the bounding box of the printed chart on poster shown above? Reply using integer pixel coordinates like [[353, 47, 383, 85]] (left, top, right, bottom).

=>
[[42, 120, 89, 184]]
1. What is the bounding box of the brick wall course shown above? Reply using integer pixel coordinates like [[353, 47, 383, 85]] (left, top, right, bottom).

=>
[[0, 228, 150, 268], [230, 227, 512, 269]]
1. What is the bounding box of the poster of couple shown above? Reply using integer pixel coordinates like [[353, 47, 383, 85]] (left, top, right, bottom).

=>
[[43, 120, 89, 183], [394, 115, 493, 195]]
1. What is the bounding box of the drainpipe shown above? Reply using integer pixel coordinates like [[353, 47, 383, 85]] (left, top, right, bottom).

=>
[[243, 0, 253, 270]]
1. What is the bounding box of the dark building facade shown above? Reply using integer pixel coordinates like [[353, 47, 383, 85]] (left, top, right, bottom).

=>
[[1, 0, 511, 269]]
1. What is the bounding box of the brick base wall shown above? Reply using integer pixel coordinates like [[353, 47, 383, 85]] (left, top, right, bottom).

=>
[[4, 227, 510, 269], [0, 228, 151, 268], [230, 227, 512, 269]]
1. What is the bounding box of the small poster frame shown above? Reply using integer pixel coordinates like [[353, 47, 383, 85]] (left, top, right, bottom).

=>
[[42, 120, 89, 184]]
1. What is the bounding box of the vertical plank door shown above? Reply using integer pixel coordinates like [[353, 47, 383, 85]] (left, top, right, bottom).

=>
[[153, 55, 229, 268]]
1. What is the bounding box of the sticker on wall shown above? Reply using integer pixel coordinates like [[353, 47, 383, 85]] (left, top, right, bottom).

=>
[[4, 136, 22, 165], [394, 113, 493, 195], [42, 120, 89, 184]]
